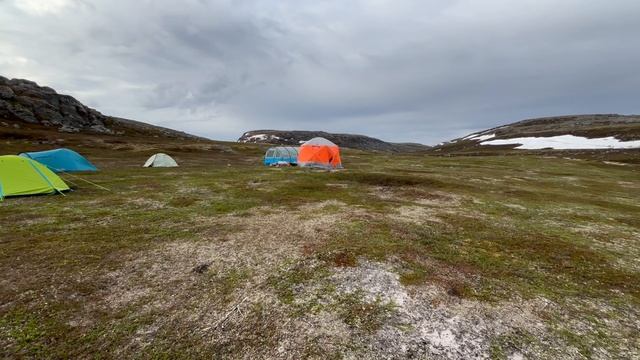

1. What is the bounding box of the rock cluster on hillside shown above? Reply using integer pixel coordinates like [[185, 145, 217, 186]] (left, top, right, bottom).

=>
[[0, 76, 112, 133], [0, 76, 207, 140]]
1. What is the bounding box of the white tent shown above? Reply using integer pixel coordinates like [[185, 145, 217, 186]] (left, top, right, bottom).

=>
[[143, 153, 178, 168]]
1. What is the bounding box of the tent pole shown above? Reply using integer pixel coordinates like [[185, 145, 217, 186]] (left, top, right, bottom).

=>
[[27, 159, 66, 196]]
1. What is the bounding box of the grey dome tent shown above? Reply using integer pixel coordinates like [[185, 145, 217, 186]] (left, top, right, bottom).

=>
[[264, 146, 299, 166], [143, 153, 178, 168]]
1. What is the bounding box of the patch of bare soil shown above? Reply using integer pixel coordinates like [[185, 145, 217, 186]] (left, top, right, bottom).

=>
[[602, 161, 629, 166], [90, 201, 351, 353], [570, 224, 640, 271], [617, 181, 640, 189], [287, 260, 638, 359], [325, 183, 349, 189], [391, 205, 443, 224], [129, 198, 166, 210], [388, 191, 483, 226], [59, 198, 638, 358], [369, 186, 462, 206], [224, 260, 578, 359], [501, 203, 527, 211], [327, 261, 549, 359], [468, 177, 505, 185]]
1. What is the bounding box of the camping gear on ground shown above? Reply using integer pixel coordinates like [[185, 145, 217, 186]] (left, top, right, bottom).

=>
[[264, 146, 299, 166], [19, 148, 98, 173], [298, 137, 343, 169], [143, 153, 178, 167], [0, 155, 70, 201], [272, 161, 292, 167]]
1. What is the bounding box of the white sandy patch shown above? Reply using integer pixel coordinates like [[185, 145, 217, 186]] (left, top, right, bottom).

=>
[[481, 135, 640, 150], [392, 205, 442, 224], [101, 202, 351, 311], [503, 203, 527, 211], [603, 161, 629, 166], [12, 216, 56, 226], [176, 186, 211, 194], [129, 198, 166, 210], [617, 181, 640, 189], [326, 261, 560, 359], [326, 183, 349, 188]]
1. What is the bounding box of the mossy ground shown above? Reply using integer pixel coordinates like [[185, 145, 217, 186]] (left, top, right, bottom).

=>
[[1, 138, 639, 358]]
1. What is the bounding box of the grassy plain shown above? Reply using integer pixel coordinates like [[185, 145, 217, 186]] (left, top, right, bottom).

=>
[[1, 138, 639, 359]]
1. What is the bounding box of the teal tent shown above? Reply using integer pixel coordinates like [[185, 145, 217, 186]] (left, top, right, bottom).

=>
[[19, 148, 98, 173]]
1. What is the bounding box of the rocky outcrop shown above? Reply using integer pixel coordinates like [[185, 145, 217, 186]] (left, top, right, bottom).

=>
[[238, 130, 430, 152], [0, 76, 205, 140], [0, 76, 113, 133]]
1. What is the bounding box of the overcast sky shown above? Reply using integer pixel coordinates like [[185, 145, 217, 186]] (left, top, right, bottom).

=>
[[1, 0, 639, 144]]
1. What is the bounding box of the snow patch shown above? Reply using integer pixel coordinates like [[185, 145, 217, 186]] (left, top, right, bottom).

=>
[[247, 134, 268, 141], [463, 133, 496, 141], [240, 134, 283, 143], [471, 133, 496, 141], [481, 135, 640, 150]]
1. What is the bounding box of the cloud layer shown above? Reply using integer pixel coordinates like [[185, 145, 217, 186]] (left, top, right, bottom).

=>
[[2, 0, 639, 144]]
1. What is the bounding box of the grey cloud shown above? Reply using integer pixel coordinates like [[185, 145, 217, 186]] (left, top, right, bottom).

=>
[[1, 0, 639, 144], [144, 76, 232, 109]]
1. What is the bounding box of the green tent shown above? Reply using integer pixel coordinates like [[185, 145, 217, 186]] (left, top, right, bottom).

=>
[[0, 155, 70, 201]]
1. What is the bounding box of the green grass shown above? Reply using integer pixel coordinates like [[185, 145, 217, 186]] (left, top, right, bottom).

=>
[[0, 311, 48, 357], [204, 268, 252, 303], [335, 291, 396, 333], [1, 138, 639, 358]]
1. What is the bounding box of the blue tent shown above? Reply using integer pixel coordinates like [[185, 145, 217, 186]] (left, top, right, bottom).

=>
[[264, 146, 299, 166], [19, 148, 98, 173]]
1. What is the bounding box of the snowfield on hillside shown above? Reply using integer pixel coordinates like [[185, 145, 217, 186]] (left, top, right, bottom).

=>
[[464, 133, 496, 141], [481, 135, 640, 149], [240, 134, 282, 143]]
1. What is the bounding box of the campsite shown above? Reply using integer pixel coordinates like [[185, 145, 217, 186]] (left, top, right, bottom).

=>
[[1, 134, 639, 359], [2, 1, 640, 358]]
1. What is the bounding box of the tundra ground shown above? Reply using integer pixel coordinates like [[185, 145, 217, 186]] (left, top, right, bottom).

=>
[[1, 140, 639, 359]]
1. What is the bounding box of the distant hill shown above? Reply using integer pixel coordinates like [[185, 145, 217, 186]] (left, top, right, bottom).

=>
[[238, 130, 430, 152], [432, 114, 640, 153], [0, 76, 204, 140]]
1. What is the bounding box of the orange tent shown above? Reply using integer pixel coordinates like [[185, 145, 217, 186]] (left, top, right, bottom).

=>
[[298, 137, 342, 169]]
